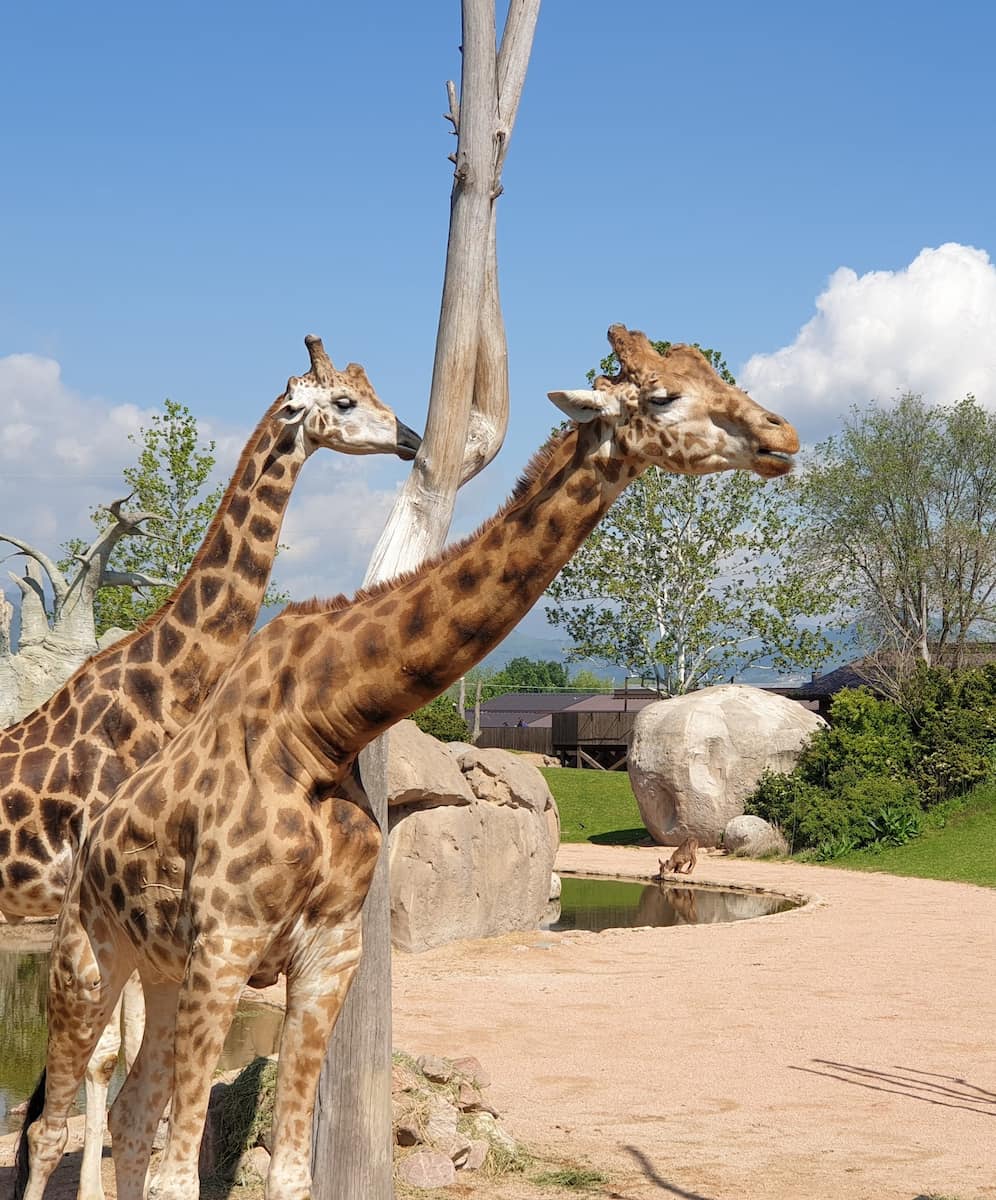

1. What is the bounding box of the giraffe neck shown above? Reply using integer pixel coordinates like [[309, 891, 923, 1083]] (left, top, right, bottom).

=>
[[271, 424, 632, 770], [117, 399, 309, 723]]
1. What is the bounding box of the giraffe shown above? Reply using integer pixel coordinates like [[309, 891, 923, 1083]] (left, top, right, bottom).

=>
[[15, 325, 799, 1200], [0, 334, 419, 1200]]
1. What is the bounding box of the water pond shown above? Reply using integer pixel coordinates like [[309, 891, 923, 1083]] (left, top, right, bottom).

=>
[[543, 874, 799, 933], [0, 948, 283, 1136]]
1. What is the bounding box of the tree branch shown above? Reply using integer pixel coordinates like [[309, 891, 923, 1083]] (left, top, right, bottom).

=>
[[8, 560, 50, 645], [0, 535, 69, 603], [97, 569, 175, 590]]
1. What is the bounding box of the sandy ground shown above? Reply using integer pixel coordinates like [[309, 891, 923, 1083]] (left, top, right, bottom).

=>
[[3, 846, 995, 1199]]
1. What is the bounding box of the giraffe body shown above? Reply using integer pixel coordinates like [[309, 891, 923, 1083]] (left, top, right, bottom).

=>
[[1, 337, 418, 1200], [16, 327, 799, 1200]]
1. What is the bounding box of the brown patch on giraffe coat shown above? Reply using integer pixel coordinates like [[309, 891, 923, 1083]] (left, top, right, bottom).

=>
[[228, 492, 251, 526], [256, 483, 288, 512], [203, 524, 233, 568], [128, 668, 165, 721], [3, 791, 31, 824], [158, 623, 186, 664], [174, 586, 199, 628], [235, 541, 268, 581], [199, 574, 224, 609]]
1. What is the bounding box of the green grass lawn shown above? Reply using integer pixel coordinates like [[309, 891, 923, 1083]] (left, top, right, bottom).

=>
[[540, 766, 647, 844], [832, 784, 996, 887]]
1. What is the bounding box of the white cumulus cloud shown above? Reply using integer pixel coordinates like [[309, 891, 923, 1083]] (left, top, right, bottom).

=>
[[0, 353, 405, 622], [741, 243, 996, 439]]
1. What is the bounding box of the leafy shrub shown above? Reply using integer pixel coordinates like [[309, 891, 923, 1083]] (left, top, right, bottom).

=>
[[799, 688, 915, 790], [903, 665, 996, 803], [747, 670, 996, 855], [748, 770, 921, 853], [411, 696, 470, 742]]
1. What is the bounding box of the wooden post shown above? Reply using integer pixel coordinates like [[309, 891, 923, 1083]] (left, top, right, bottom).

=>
[[311, 5, 540, 1197]]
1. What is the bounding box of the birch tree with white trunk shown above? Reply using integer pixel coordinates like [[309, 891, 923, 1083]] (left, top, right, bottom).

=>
[[0, 500, 167, 726], [311, 3, 540, 1196]]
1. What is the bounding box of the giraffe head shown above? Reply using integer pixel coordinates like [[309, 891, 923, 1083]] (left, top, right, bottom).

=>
[[549, 325, 798, 479], [278, 335, 421, 460]]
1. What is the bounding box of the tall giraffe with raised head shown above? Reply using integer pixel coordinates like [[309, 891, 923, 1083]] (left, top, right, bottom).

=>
[[1, 335, 419, 1200], [16, 326, 799, 1200]]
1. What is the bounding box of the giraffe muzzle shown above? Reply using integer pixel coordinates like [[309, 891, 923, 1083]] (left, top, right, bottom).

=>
[[395, 420, 423, 461]]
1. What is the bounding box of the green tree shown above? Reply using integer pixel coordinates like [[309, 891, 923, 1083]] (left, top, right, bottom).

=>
[[797, 392, 996, 674], [546, 339, 833, 694], [488, 656, 569, 692], [567, 667, 613, 691], [63, 399, 288, 636]]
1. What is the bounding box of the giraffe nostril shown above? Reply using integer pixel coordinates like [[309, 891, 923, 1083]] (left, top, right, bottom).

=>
[[766, 412, 784, 426]]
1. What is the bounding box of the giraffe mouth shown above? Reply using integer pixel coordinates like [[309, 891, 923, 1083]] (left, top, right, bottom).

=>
[[753, 449, 795, 478]]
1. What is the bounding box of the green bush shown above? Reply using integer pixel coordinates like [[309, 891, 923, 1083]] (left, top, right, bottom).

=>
[[411, 696, 470, 742], [800, 688, 915, 790], [748, 770, 921, 855]]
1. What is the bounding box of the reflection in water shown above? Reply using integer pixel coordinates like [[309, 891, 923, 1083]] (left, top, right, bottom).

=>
[[0, 951, 283, 1136], [543, 875, 797, 933]]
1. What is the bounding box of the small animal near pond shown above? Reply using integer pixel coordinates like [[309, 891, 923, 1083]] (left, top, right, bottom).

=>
[[660, 837, 699, 876]]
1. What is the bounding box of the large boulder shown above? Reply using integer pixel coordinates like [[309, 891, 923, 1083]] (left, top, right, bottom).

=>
[[628, 685, 825, 847], [388, 725, 559, 952]]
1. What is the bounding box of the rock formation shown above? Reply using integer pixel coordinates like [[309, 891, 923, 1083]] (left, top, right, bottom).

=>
[[628, 684, 826, 847], [387, 722, 559, 952]]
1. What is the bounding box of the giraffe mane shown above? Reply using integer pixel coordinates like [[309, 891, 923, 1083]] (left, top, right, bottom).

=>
[[283, 425, 576, 618]]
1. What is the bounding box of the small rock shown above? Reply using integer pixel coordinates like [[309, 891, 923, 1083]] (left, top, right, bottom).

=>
[[448, 1134, 473, 1166], [397, 1149, 457, 1189], [465, 1110, 517, 1154], [451, 1055, 490, 1088], [456, 1081, 481, 1109], [417, 1054, 454, 1084], [392, 1062, 419, 1094], [549, 872, 562, 900], [460, 1140, 489, 1171], [424, 1094, 459, 1146], [723, 814, 789, 857]]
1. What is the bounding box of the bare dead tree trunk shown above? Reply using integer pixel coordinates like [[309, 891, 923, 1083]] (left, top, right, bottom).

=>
[[0, 500, 166, 725], [311, 3, 539, 1196]]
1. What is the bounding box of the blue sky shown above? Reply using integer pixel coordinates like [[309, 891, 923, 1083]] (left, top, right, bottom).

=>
[[3, 0, 996, 638]]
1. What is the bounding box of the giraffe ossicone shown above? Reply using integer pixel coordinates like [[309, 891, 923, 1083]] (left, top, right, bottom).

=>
[[0, 335, 419, 1200], [15, 326, 798, 1200]]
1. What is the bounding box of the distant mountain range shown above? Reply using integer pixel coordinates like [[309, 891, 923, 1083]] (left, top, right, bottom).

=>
[[474, 625, 859, 688]]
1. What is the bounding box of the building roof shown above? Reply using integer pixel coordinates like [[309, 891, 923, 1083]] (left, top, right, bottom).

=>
[[558, 695, 658, 713], [789, 643, 996, 700], [465, 690, 599, 729]]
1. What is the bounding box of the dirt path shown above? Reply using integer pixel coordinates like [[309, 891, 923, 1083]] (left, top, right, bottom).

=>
[[3, 848, 994, 1198], [393, 846, 996, 1200]]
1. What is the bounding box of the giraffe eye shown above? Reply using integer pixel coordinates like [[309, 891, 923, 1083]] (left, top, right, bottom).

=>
[[648, 391, 679, 407], [332, 396, 357, 412]]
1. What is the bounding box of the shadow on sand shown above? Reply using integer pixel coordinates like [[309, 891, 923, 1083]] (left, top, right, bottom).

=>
[[789, 1060, 996, 1117], [616, 1145, 719, 1199]]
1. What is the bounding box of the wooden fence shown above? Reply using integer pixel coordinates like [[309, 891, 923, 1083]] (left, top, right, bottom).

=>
[[473, 727, 553, 755]]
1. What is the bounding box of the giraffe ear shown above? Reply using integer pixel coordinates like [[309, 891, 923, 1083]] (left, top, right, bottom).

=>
[[547, 389, 622, 423]]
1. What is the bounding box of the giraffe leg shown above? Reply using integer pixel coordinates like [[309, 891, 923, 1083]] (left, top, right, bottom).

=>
[[17, 935, 131, 1200], [266, 921, 364, 1200], [108, 977, 180, 1200], [79, 991, 125, 1200], [149, 936, 265, 1200]]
